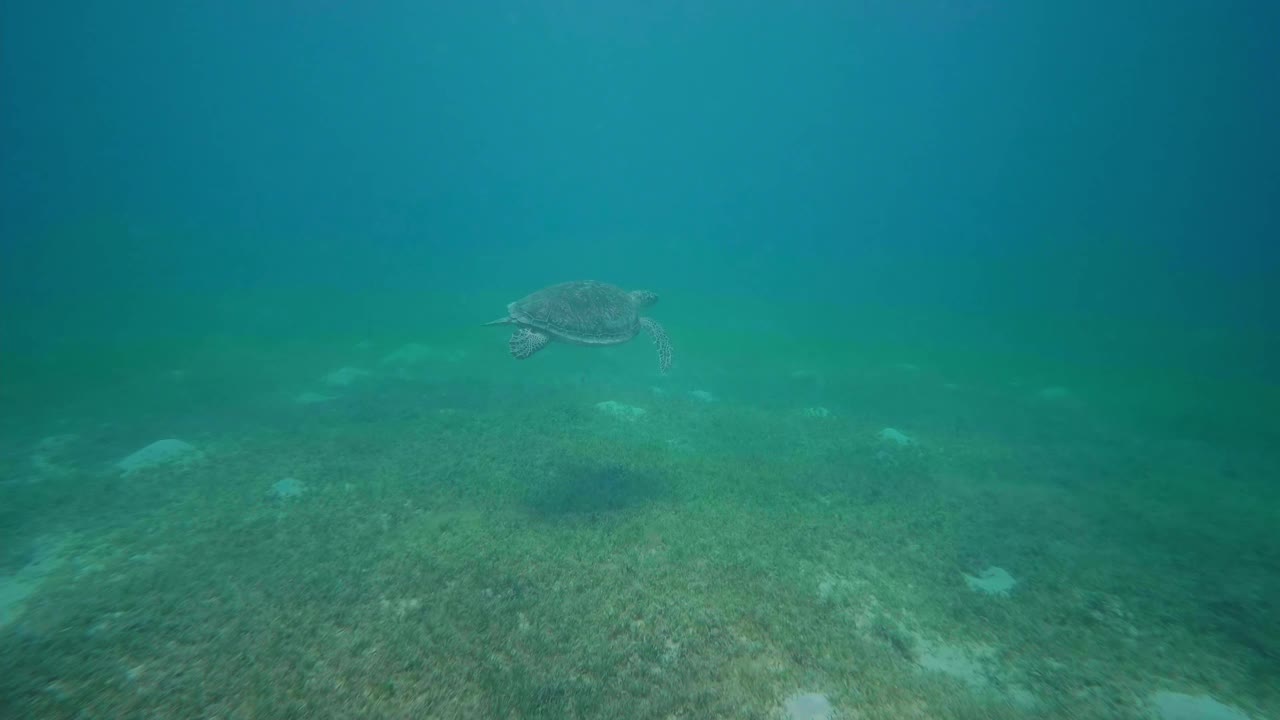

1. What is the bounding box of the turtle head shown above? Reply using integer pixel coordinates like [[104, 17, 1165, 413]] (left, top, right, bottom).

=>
[[630, 290, 659, 308]]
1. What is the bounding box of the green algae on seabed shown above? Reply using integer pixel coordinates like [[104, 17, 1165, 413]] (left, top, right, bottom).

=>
[[0, 335, 1276, 720]]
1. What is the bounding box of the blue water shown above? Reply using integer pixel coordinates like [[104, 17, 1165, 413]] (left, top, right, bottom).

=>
[[2, 3, 1277, 719]]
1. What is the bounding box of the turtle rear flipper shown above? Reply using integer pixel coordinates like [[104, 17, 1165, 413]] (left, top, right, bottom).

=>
[[510, 329, 550, 360], [640, 317, 672, 374]]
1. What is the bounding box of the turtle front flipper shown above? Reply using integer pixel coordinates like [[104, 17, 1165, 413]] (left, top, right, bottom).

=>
[[509, 329, 550, 360], [639, 317, 672, 374]]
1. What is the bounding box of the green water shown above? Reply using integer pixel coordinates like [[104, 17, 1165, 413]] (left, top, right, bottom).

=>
[[3, 2, 1278, 718]]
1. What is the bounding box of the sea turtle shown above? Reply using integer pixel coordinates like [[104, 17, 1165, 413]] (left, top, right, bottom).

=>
[[484, 280, 673, 373]]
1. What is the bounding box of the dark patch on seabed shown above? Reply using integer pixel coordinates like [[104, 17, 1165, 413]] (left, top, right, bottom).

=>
[[525, 459, 670, 520]]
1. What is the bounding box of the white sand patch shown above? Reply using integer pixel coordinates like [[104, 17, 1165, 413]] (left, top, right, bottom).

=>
[[964, 566, 1018, 597], [876, 427, 914, 446], [916, 637, 1039, 711], [789, 369, 826, 388], [324, 366, 370, 387], [295, 391, 337, 404], [1037, 385, 1071, 400], [0, 536, 66, 628], [117, 439, 201, 477], [595, 401, 646, 420], [689, 390, 716, 402], [1034, 385, 1085, 408], [268, 477, 306, 500], [781, 692, 834, 720], [1149, 691, 1253, 720], [31, 434, 78, 480], [379, 342, 467, 367], [918, 641, 994, 691]]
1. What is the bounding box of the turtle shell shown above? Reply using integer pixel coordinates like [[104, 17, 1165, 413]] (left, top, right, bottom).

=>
[[508, 281, 641, 345]]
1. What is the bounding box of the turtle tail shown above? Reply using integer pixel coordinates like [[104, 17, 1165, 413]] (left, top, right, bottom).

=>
[[482, 317, 512, 327]]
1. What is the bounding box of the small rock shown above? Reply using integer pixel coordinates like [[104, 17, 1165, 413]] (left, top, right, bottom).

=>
[[801, 406, 831, 418], [595, 401, 646, 420], [268, 477, 306, 500], [324, 367, 370, 387], [689, 390, 716, 402], [876, 427, 914, 446], [117, 439, 200, 477], [964, 566, 1017, 597]]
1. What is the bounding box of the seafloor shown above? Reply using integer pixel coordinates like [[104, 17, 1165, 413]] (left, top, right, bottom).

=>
[[1, 291, 1276, 719]]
